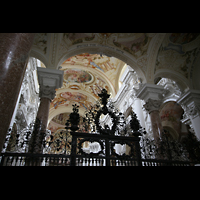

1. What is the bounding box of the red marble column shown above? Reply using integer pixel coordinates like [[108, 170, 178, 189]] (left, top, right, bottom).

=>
[[36, 97, 51, 132], [28, 67, 63, 154], [0, 33, 35, 152]]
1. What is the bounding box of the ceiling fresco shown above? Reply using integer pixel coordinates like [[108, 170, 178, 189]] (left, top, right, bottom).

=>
[[63, 33, 95, 45], [47, 112, 87, 140], [30, 33, 200, 137], [61, 53, 125, 96], [63, 68, 93, 83], [48, 53, 126, 131], [61, 33, 153, 59], [52, 112, 71, 126], [63, 53, 116, 73], [113, 33, 149, 56], [50, 91, 92, 110], [155, 33, 200, 80], [32, 33, 200, 88]]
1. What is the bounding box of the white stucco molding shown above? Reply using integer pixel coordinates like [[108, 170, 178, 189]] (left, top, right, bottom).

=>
[[37, 67, 64, 100], [177, 89, 200, 119], [135, 83, 165, 102]]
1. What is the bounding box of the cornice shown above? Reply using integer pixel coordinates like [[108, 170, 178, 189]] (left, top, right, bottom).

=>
[[136, 83, 165, 102], [177, 89, 200, 119], [37, 67, 64, 100], [37, 67, 63, 89]]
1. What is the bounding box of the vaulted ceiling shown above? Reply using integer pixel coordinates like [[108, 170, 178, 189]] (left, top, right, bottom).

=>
[[30, 33, 200, 134]]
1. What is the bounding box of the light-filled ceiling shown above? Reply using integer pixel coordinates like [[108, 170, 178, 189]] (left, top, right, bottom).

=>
[[47, 53, 127, 134]]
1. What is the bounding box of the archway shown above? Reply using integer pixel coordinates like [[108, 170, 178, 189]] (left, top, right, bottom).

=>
[[30, 49, 48, 69], [154, 69, 189, 92], [56, 43, 147, 84]]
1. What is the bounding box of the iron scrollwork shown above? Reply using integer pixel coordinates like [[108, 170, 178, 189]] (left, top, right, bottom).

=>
[[94, 89, 121, 135]]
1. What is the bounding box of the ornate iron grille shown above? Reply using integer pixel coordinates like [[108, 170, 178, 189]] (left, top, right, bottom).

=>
[[1, 89, 200, 166]]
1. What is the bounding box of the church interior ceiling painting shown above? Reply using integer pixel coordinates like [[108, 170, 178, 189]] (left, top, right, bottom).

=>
[[48, 52, 127, 135], [29, 33, 200, 141], [3, 33, 200, 165]]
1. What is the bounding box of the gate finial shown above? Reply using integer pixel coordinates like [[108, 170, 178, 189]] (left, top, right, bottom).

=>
[[65, 104, 80, 132], [98, 89, 110, 108]]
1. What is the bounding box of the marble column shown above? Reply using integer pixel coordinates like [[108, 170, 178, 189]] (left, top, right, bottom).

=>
[[143, 99, 163, 141], [133, 98, 146, 130], [0, 33, 35, 152], [177, 90, 200, 140], [136, 83, 165, 141], [28, 67, 63, 154]]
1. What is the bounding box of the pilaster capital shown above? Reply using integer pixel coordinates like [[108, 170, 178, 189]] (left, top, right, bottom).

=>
[[143, 98, 162, 114], [177, 90, 200, 119], [37, 67, 64, 101], [135, 83, 165, 102]]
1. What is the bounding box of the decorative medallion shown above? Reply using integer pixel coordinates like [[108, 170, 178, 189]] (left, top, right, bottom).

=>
[[63, 68, 93, 83]]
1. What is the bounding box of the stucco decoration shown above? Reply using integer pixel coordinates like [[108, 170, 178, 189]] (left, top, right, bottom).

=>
[[155, 33, 200, 82], [169, 33, 200, 45], [33, 33, 47, 54]]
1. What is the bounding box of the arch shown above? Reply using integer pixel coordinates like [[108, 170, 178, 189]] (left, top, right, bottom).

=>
[[56, 43, 147, 84], [61, 63, 117, 97], [48, 104, 86, 126], [30, 48, 48, 68], [154, 69, 189, 92], [146, 33, 166, 83], [117, 63, 128, 91]]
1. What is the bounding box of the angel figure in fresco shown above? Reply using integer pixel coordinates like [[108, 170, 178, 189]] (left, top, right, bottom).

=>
[[61, 92, 73, 101], [68, 74, 78, 82]]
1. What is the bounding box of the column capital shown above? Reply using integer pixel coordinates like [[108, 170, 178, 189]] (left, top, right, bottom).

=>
[[135, 83, 165, 102], [143, 98, 163, 114], [177, 89, 200, 119], [37, 67, 64, 100], [39, 85, 56, 100]]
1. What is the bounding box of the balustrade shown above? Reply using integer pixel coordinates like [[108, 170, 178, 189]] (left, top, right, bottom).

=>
[[1, 89, 200, 166]]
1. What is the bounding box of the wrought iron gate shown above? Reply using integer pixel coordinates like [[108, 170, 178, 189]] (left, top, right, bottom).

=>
[[65, 89, 142, 166], [0, 89, 143, 166], [69, 131, 141, 166], [1, 89, 200, 166]]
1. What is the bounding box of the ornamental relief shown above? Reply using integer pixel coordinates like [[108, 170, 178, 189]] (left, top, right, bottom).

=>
[[143, 99, 162, 113], [155, 48, 199, 79], [186, 102, 200, 119], [136, 55, 147, 74], [33, 33, 47, 54], [58, 33, 156, 64], [155, 33, 200, 79]]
